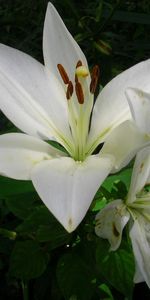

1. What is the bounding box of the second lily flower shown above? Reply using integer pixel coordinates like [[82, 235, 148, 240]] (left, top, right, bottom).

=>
[[95, 146, 150, 287]]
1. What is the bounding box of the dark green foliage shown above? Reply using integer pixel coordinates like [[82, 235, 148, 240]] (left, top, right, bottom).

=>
[[96, 239, 134, 298], [9, 240, 49, 280], [57, 252, 95, 300]]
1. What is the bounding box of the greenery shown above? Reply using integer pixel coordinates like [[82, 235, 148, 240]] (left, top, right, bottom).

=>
[[0, 0, 150, 299]]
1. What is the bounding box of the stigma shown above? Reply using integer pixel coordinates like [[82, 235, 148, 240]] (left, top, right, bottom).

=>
[[75, 66, 89, 78]]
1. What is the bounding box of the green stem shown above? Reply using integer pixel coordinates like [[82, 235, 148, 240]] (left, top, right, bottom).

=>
[[22, 281, 29, 300]]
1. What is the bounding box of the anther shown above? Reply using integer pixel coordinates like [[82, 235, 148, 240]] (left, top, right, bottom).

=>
[[90, 65, 100, 94], [75, 74, 78, 83], [90, 77, 98, 94], [75, 82, 84, 104], [76, 60, 82, 68], [57, 64, 69, 84], [66, 81, 74, 100], [91, 65, 100, 78]]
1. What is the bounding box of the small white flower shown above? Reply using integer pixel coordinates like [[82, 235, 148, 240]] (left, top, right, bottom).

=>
[[95, 146, 150, 287], [0, 3, 149, 232]]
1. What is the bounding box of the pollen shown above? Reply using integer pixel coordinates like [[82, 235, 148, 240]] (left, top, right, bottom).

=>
[[75, 66, 89, 78]]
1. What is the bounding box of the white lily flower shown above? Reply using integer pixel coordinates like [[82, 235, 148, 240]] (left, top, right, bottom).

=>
[[0, 3, 150, 232], [95, 146, 150, 287]]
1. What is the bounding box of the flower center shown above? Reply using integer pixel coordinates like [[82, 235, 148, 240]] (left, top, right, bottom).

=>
[[57, 61, 100, 161]]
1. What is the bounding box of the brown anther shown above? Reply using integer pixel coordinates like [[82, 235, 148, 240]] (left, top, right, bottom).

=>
[[90, 65, 100, 94], [75, 82, 84, 104], [66, 81, 74, 100], [90, 77, 98, 94], [76, 60, 82, 68], [57, 64, 69, 84], [91, 65, 100, 78], [75, 74, 79, 83]]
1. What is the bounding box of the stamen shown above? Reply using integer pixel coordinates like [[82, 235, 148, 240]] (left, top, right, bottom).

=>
[[75, 82, 84, 104], [76, 60, 82, 68], [90, 77, 98, 94], [57, 64, 69, 84], [75, 74, 78, 83], [91, 65, 100, 78], [66, 81, 74, 100], [90, 65, 100, 94]]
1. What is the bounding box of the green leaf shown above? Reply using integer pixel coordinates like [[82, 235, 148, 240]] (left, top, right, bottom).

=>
[[111, 181, 128, 199], [96, 239, 134, 297], [57, 253, 95, 300], [98, 283, 114, 300], [5, 192, 39, 219], [36, 225, 71, 249], [92, 197, 107, 212], [16, 206, 54, 233], [10, 240, 49, 280], [103, 168, 132, 192], [0, 176, 34, 198], [16, 206, 71, 248]]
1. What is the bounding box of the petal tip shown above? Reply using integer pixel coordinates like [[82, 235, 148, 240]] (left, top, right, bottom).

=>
[[65, 217, 77, 233]]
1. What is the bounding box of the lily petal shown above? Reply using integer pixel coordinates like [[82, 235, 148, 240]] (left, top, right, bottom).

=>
[[126, 88, 150, 134], [101, 120, 150, 172], [127, 146, 150, 204], [95, 200, 130, 251], [0, 44, 72, 142], [43, 3, 88, 82], [0, 133, 64, 180], [89, 59, 150, 146], [31, 154, 114, 232], [134, 262, 144, 284], [129, 217, 150, 287]]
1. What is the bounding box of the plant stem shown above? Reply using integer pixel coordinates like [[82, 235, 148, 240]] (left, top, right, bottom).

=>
[[22, 281, 29, 300]]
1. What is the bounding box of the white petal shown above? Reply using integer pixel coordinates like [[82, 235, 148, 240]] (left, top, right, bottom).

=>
[[95, 200, 130, 251], [134, 262, 144, 284], [126, 88, 150, 134], [130, 217, 150, 287], [127, 146, 150, 204], [0, 133, 64, 180], [0, 44, 72, 142], [43, 3, 88, 82], [31, 154, 114, 232], [89, 59, 150, 146], [101, 120, 150, 172]]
